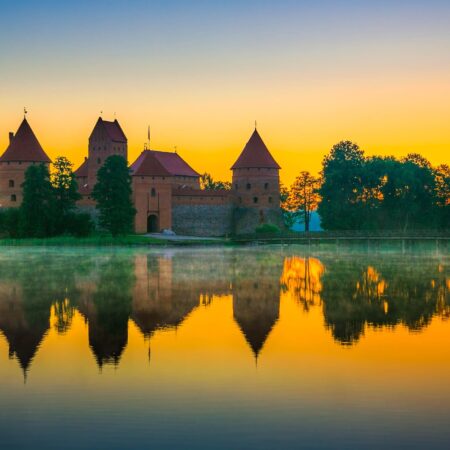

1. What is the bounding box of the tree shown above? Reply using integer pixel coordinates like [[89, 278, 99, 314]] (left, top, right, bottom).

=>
[[289, 171, 320, 232], [51, 156, 81, 234], [380, 157, 437, 230], [318, 141, 365, 230], [280, 183, 298, 229], [19, 164, 55, 237], [92, 155, 136, 236], [200, 172, 231, 190], [434, 164, 450, 229]]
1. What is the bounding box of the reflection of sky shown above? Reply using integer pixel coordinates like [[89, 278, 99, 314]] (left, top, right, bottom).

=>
[[1, 1, 450, 183]]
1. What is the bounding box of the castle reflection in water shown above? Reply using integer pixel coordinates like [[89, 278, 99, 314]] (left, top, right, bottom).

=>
[[0, 248, 448, 376]]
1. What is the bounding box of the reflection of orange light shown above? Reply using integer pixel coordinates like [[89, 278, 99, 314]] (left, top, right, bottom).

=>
[[280, 256, 324, 307], [358, 266, 387, 299]]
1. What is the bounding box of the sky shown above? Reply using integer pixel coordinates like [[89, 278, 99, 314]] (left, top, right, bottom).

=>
[[0, 0, 449, 184]]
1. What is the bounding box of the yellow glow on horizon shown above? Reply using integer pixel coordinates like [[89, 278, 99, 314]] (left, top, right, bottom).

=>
[[0, 73, 449, 186]]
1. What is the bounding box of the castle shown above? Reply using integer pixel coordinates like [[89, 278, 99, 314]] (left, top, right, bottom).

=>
[[0, 116, 283, 236]]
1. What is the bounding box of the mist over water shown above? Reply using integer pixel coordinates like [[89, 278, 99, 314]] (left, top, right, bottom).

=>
[[0, 245, 448, 449]]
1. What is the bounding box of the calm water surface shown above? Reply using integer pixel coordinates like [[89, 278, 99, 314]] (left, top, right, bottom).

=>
[[0, 245, 449, 449]]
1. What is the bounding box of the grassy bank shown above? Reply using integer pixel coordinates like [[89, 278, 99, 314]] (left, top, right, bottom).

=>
[[0, 235, 227, 247]]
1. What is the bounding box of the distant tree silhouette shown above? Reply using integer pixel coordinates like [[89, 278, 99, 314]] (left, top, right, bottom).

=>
[[280, 183, 298, 229], [288, 171, 320, 231], [92, 155, 136, 236], [434, 164, 450, 228], [318, 142, 446, 231], [318, 141, 364, 230], [200, 172, 231, 190]]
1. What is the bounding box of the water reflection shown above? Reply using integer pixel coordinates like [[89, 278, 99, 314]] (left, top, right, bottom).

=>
[[0, 248, 448, 376]]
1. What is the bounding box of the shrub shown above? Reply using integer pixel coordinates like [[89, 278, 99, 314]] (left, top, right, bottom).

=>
[[255, 223, 280, 234], [65, 212, 95, 237], [0, 209, 21, 238]]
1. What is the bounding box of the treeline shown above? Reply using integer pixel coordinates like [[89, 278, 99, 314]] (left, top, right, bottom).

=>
[[0, 155, 135, 238], [283, 141, 449, 231]]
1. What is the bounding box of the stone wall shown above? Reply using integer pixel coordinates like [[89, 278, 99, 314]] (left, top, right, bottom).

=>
[[233, 207, 285, 235], [172, 203, 234, 237]]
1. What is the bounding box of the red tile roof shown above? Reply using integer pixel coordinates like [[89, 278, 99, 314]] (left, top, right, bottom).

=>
[[0, 118, 51, 163], [130, 150, 200, 177], [74, 158, 89, 177], [231, 129, 280, 170], [91, 117, 127, 143]]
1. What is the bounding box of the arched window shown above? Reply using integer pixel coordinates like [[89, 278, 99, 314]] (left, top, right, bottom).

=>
[[253, 197, 258, 204], [10, 194, 16, 202], [246, 183, 251, 190], [9, 180, 14, 188], [151, 188, 156, 197]]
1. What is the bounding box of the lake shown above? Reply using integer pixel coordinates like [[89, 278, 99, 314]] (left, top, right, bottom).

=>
[[0, 245, 449, 449]]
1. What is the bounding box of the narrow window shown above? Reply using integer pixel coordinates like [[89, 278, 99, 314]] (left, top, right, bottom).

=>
[[238, 197, 242, 204], [10, 194, 16, 202], [9, 180, 14, 188], [268, 196, 273, 203], [97, 158, 101, 164], [253, 197, 258, 204], [264, 182, 269, 190], [246, 183, 251, 190], [151, 188, 156, 197], [235, 183, 238, 190]]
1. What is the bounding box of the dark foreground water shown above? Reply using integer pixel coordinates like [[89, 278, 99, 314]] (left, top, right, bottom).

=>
[[0, 245, 448, 449]]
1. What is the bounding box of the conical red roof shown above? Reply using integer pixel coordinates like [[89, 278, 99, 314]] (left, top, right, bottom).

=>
[[231, 129, 280, 170], [0, 118, 51, 163]]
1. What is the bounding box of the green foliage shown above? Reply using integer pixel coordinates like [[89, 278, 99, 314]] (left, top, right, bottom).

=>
[[0, 208, 21, 238], [19, 164, 56, 237], [64, 212, 94, 237], [318, 142, 446, 231], [288, 171, 321, 232], [318, 141, 365, 230], [200, 172, 231, 190], [92, 155, 136, 236], [255, 223, 280, 234], [280, 184, 299, 229], [52, 156, 81, 234]]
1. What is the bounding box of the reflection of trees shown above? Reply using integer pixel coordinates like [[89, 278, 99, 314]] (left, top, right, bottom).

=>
[[0, 252, 87, 375], [280, 256, 324, 310], [87, 255, 134, 367], [320, 258, 449, 345]]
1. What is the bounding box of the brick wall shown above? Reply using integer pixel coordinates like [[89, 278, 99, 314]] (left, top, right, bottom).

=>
[[172, 203, 234, 237]]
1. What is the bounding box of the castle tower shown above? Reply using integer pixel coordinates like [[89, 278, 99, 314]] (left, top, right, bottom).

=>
[[231, 129, 283, 233], [75, 117, 127, 192], [0, 118, 51, 208]]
